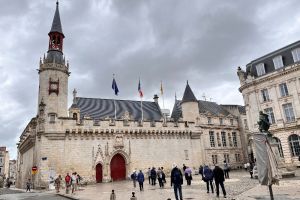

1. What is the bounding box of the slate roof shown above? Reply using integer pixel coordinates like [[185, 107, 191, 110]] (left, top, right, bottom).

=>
[[246, 40, 300, 78], [237, 106, 246, 114], [182, 82, 197, 103], [49, 1, 64, 36], [75, 97, 163, 121], [45, 51, 64, 64], [171, 100, 231, 121]]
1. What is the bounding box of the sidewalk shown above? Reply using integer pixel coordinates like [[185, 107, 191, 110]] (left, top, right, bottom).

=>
[[235, 178, 300, 200]]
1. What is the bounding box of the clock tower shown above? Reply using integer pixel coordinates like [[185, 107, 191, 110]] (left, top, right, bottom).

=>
[[38, 1, 69, 118]]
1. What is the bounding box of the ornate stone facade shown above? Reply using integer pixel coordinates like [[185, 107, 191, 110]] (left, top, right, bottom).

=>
[[16, 2, 247, 189], [238, 41, 300, 168]]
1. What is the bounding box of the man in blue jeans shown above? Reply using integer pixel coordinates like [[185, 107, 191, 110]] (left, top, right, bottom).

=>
[[171, 163, 183, 200]]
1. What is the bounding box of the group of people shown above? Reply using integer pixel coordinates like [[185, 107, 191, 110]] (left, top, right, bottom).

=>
[[170, 161, 229, 200], [54, 172, 81, 194], [199, 163, 227, 199], [130, 167, 167, 191]]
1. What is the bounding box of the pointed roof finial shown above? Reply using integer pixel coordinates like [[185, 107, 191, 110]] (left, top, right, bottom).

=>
[[49, 0, 64, 36], [73, 88, 77, 103], [175, 92, 177, 100], [186, 80, 189, 85]]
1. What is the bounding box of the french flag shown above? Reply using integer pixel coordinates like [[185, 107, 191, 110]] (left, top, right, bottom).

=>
[[138, 79, 143, 98]]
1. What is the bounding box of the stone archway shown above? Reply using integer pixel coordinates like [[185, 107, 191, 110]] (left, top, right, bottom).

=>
[[110, 153, 126, 181], [96, 163, 103, 183]]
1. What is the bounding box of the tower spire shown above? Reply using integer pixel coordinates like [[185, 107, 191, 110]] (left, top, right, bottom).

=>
[[49, 0, 64, 37], [45, 1, 65, 64]]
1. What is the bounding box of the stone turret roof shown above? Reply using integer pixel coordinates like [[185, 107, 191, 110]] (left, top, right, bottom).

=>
[[49, 1, 64, 36], [181, 82, 197, 103], [171, 100, 231, 121], [73, 97, 163, 121]]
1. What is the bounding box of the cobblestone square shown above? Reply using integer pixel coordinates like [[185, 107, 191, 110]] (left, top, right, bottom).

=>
[[55, 170, 300, 200]]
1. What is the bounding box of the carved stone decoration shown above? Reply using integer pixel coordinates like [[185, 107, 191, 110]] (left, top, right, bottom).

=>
[[114, 134, 124, 149], [105, 142, 109, 156], [93, 144, 105, 168], [122, 111, 131, 126]]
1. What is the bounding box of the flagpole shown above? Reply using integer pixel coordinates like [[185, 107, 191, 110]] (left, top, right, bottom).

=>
[[141, 97, 144, 121], [114, 98, 117, 120]]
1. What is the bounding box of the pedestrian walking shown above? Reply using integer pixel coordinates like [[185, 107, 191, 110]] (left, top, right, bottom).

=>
[[26, 179, 31, 192], [157, 167, 164, 188], [223, 160, 230, 179], [184, 167, 192, 186], [248, 162, 254, 178], [213, 165, 227, 198], [137, 170, 144, 191], [131, 170, 137, 188], [150, 167, 156, 185], [161, 167, 166, 184], [199, 165, 204, 179], [71, 172, 77, 194], [110, 190, 116, 200], [55, 175, 62, 193], [147, 167, 151, 184], [171, 163, 183, 200], [244, 163, 248, 171], [203, 165, 214, 193], [65, 173, 71, 194]]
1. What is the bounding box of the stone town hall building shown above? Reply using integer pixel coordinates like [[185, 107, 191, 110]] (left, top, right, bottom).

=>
[[16, 2, 247, 188]]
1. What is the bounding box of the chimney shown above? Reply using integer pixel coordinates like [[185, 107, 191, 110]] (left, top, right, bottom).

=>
[[153, 94, 159, 103]]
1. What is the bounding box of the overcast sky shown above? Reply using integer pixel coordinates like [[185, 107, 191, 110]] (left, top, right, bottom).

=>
[[1, 0, 300, 159]]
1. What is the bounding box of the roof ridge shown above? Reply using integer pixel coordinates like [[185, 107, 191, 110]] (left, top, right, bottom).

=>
[[77, 96, 155, 103]]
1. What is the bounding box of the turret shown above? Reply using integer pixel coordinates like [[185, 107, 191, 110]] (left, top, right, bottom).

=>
[[37, 1, 69, 119], [180, 81, 199, 122], [69, 89, 80, 123]]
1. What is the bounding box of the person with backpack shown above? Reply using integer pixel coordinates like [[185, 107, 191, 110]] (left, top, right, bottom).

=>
[[203, 165, 214, 193], [213, 165, 227, 198], [65, 173, 71, 194], [137, 170, 145, 191], [171, 163, 183, 200], [150, 167, 157, 185], [131, 170, 137, 188]]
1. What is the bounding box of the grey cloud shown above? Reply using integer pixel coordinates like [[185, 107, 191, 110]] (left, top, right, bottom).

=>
[[2, 0, 300, 159]]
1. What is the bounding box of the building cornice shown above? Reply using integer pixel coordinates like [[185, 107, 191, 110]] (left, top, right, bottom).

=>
[[239, 63, 300, 92]]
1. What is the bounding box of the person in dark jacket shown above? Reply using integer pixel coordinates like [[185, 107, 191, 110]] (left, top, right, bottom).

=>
[[199, 165, 204, 179], [213, 165, 227, 198], [203, 165, 214, 193], [150, 167, 157, 185], [137, 170, 145, 191], [171, 164, 183, 200]]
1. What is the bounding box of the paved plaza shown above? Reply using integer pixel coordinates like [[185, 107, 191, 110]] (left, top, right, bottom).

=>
[[56, 170, 300, 200]]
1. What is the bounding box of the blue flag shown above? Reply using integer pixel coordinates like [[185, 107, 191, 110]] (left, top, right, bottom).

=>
[[112, 78, 119, 95]]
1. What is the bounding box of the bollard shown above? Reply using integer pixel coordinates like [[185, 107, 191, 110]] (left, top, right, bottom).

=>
[[130, 192, 137, 200]]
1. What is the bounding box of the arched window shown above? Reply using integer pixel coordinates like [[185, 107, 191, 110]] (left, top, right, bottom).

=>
[[289, 134, 300, 157], [274, 137, 284, 158], [73, 113, 78, 120]]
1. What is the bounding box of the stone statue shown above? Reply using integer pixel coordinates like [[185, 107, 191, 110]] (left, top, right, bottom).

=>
[[257, 111, 271, 135]]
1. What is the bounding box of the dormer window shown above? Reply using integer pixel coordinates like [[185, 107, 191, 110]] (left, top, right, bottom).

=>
[[256, 63, 266, 76], [292, 48, 300, 62], [273, 55, 284, 69], [219, 118, 223, 125]]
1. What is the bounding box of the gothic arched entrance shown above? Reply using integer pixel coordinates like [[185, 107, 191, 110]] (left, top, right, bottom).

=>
[[96, 163, 103, 183], [110, 153, 126, 181]]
